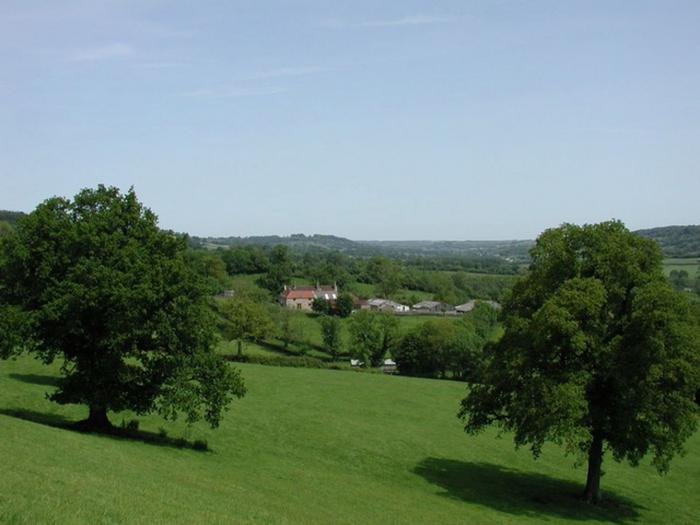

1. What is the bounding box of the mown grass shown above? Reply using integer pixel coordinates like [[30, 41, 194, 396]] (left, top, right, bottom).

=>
[[1, 355, 698, 524]]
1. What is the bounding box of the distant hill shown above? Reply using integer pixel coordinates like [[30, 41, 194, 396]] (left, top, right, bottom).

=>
[[194, 226, 700, 260], [0, 210, 26, 226], [635, 225, 700, 258], [192, 233, 533, 261], [193, 233, 369, 254], [361, 239, 533, 261], [6, 209, 697, 259]]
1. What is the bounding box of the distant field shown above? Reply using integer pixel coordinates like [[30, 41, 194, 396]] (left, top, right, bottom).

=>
[[663, 258, 699, 280], [1, 356, 698, 524]]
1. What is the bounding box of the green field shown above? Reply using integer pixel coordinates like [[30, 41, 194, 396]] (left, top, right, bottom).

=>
[[249, 308, 459, 358], [1, 355, 698, 524], [663, 258, 699, 280]]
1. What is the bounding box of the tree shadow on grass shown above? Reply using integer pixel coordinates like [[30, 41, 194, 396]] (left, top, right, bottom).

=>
[[414, 457, 644, 523], [0, 408, 210, 452], [8, 373, 60, 387]]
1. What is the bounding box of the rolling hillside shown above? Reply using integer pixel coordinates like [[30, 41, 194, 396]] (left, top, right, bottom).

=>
[[193, 226, 700, 259], [1, 355, 698, 524]]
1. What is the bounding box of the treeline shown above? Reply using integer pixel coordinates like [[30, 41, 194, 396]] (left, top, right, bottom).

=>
[[0, 210, 25, 225], [403, 255, 520, 274], [344, 303, 499, 379], [190, 233, 533, 261], [185, 244, 519, 302], [215, 292, 501, 381], [0, 210, 25, 236], [669, 269, 700, 298], [636, 225, 700, 257], [392, 303, 499, 379]]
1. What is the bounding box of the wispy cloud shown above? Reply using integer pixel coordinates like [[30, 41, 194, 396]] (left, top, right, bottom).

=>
[[243, 66, 328, 80], [319, 15, 454, 29], [134, 60, 187, 70], [69, 43, 134, 62], [180, 86, 287, 98], [361, 15, 454, 28]]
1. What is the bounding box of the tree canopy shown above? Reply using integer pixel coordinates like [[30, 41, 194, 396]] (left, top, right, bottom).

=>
[[459, 221, 700, 503], [0, 186, 246, 429], [318, 315, 343, 359], [347, 310, 399, 367], [218, 296, 274, 355]]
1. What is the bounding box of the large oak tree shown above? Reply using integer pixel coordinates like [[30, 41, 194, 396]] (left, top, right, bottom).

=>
[[0, 186, 246, 429], [459, 221, 700, 503]]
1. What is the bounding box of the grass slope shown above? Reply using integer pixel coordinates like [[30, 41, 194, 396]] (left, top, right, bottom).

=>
[[1, 356, 698, 524]]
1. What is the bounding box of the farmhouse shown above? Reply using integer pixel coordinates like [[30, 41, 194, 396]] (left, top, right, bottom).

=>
[[412, 300, 454, 313], [279, 283, 338, 311], [363, 298, 410, 313]]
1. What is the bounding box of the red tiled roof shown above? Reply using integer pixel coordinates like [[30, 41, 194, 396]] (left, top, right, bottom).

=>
[[284, 290, 315, 299]]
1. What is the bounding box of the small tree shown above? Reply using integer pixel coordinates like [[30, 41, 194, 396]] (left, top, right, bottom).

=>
[[257, 245, 292, 295], [334, 292, 355, 317], [277, 308, 300, 349], [312, 297, 331, 315], [347, 310, 399, 366], [459, 221, 700, 503], [394, 321, 449, 377], [219, 297, 273, 355], [0, 186, 246, 429], [319, 315, 343, 359]]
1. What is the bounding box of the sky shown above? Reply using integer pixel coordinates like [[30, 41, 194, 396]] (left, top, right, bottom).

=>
[[1, 1, 698, 240]]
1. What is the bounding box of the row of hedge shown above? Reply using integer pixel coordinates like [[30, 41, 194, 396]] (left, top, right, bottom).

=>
[[224, 353, 381, 373]]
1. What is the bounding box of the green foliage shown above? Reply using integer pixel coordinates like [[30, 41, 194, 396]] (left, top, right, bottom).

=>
[[303, 251, 352, 288], [221, 245, 269, 274], [0, 305, 34, 358], [366, 256, 403, 297], [0, 210, 26, 226], [334, 292, 355, 317], [318, 315, 343, 359], [347, 310, 399, 366], [459, 221, 700, 502], [463, 302, 500, 340], [669, 269, 690, 290], [274, 308, 301, 349], [0, 220, 13, 237], [636, 225, 700, 257], [393, 315, 490, 380], [0, 185, 245, 428], [312, 297, 331, 315], [257, 245, 292, 295], [218, 297, 274, 354], [184, 250, 230, 293]]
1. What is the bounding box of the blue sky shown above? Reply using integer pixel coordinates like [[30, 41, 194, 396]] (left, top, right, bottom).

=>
[[1, 1, 698, 240]]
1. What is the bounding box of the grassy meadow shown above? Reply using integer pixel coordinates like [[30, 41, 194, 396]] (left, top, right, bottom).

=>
[[1, 355, 698, 524], [662, 258, 699, 280], [217, 307, 460, 360]]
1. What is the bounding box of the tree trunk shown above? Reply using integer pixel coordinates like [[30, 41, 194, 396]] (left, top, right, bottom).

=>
[[583, 432, 604, 503], [85, 404, 112, 430], [237, 339, 243, 356]]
